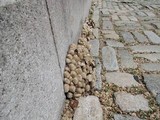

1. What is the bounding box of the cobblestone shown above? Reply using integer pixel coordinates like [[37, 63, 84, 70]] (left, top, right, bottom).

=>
[[89, 39, 99, 57], [106, 72, 140, 87], [131, 45, 160, 53], [121, 32, 135, 43], [118, 49, 137, 69], [115, 92, 150, 112], [132, 32, 148, 43], [102, 46, 119, 71], [144, 31, 160, 44], [114, 114, 143, 120], [106, 40, 124, 48], [141, 63, 160, 72]]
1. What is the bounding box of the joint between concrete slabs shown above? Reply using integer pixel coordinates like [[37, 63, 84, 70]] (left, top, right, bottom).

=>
[[45, 0, 63, 78]]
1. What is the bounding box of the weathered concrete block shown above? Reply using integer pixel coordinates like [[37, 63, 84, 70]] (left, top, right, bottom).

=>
[[0, 0, 92, 120], [46, 0, 91, 74]]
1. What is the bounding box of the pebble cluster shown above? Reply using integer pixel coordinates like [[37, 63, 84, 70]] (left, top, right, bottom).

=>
[[63, 22, 96, 99]]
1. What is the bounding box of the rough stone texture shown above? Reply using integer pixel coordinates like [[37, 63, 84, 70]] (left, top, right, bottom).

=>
[[106, 72, 140, 87], [122, 32, 135, 43], [92, 9, 99, 28], [106, 40, 124, 48], [112, 15, 120, 21], [115, 92, 150, 112], [93, 28, 99, 39], [73, 96, 103, 120], [0, 0, 91, 119], [119, 15, 129, 21], [141, 63, 160, 72], [0, 0, 21, 6], [0, 1, 65, 119], [103, 31, 120, 40], [128, 16, 138, 22], [133, 32, 148, 43], [118, 49, 137, 69], [134, 53, 160, 62], [101, 8, 110, 17], [94, 58, 102, 90], [102, 20, 114, 30], [102, 46, 119, 71], [144, 31, 160, 44], [114, 114, 143, 120], [156, 94, 160, 106], [131, 45, 160, 53], [143, 74, 160, 97], [89, 39, 99, 57]]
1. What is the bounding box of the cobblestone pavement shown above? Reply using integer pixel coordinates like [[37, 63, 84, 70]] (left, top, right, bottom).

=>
[[91, 0, 160, 119]]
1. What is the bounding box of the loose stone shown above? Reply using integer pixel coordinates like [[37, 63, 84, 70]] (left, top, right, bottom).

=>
[[64, 84, 70, 93], [73, 96, 103, 120], [102, 46, 119, 71], [106, 72, 140, 87], [114, 92, 150, 112], [67, 92, 73, 99]]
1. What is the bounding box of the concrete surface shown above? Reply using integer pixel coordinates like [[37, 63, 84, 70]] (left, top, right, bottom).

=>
[[0, 0, 91, 120]]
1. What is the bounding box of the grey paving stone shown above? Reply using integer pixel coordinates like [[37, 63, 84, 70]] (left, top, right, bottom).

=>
[[118, 49, 137, 69], [156, 94, 160, 106], [128, 16, 138, 22], [119, 16, 129, 21], [122, 32, 135, 43], [102, 46, 119, 71], [103, 20, 114, 30], [136, 11, 147, 17], [131, 45, 160, 53], [144, 31, 160, 44], [143, 74, 160, 97], [106, 40, 124, 48], [134, 53, 160, 62], [94, 58, 102, 90], [93, 10, 99, 28], [106, 72, 140, 87], [89, 39, 99, 57], [115, 92, 150, 112], [133, 32, 148, 43], [103, 30, 120, 40], [141, 63, 160, 72], [145, 11, 155, 17], [112, 15, 120, 21], [151, 22, 160, 29], [93, 28, 99, 39], [73, 96, 103, 120], [114, 114, 143, 120], [101, 8, 110, 17]]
